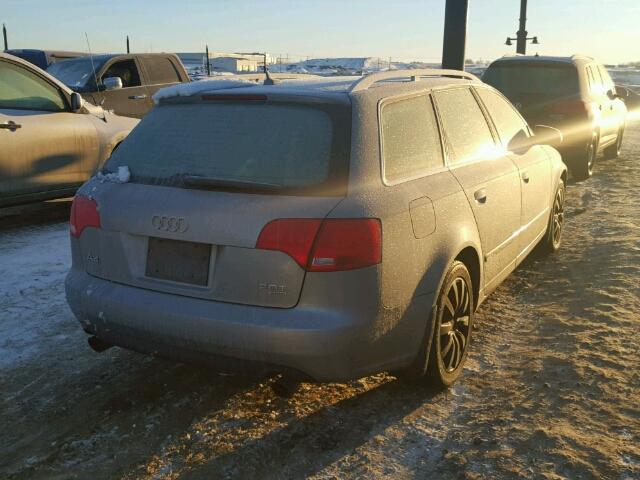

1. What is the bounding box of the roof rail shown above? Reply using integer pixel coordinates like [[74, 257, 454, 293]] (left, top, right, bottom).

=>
[[233, 72, 324, 83], [349, 68, 480, 93]]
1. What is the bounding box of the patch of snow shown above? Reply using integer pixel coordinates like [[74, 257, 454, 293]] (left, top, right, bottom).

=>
[[96, 166, 130, 184], [152, 79, 256, 103], [0, 223, 71, 368]]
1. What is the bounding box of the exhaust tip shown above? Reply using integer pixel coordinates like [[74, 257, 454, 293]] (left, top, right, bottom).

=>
[[87, 336, 113, 353]]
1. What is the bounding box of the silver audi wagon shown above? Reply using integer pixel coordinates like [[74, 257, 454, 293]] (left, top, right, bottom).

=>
[[65, 70, 567, 387]]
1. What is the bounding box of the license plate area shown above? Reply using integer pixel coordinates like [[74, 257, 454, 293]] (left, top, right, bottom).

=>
[[145, 237, 211, 286]]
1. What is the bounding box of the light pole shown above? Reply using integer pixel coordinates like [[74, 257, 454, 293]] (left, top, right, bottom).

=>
[[505, 0, 539, 54], [3, 24, 8, 51], [442, 0, 469, 71]]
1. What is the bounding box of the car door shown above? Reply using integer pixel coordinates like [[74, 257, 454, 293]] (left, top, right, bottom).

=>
[[475, 87, 551, 260], [0, 58, 99, 200], [597, 65, 623, 143], [137, 55, 185, 99], [93, 57, 152, 118], [434, 87, 522, 292], [587, 65, 615, 144]]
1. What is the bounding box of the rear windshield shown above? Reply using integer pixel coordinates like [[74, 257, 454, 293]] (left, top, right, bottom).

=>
[[105, 101, 350, 196], [483, 62, 579, 100]]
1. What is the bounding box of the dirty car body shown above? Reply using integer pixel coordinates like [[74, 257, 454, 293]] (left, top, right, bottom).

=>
[[0, 52, 138, 207], [65, 72, 567, 382]]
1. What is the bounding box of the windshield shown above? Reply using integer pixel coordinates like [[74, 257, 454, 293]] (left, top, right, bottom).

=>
[[483, 62, 580, 101], [106, 101, 350, 195], [46, 57, 109, 92]]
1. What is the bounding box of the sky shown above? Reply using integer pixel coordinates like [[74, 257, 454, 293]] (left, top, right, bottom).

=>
[[2, 0, 639, 64]]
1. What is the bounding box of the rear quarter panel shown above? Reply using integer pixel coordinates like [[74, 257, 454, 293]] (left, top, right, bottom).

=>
[[343, 92, 484, 311]]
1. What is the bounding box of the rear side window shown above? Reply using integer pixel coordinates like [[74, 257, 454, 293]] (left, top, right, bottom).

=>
[[140, 57, 182, 84], [587, 65, 605, 94], [106, 101, 350, 196], [585, 66, 595, 93], [598, 65, 614, 91], [476, 88, 530, 148], [380, 95, 444, 183], [0, 61, 67, 112], [101, 59, 141, 88], [434, 88, 495, 164]]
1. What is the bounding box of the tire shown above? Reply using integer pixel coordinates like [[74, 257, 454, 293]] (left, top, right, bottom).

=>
[[603, 127, 624, 159], [539, 180, 566, 254], [399, 261, 475, 388], [570, 133, 598, 181]]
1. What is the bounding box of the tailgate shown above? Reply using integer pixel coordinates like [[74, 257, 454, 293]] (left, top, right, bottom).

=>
[[77, 181, 343, 308]]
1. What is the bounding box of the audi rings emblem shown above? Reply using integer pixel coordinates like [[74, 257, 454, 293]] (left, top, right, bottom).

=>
[[152, 215, 188, 233]]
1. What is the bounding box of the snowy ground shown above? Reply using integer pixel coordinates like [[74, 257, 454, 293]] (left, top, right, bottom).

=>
[[1, 126, 639, 479]]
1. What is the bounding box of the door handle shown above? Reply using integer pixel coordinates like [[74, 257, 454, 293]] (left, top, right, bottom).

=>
[[0, 121, 21, 131], [522, 172, 530, 183], [128, 94, 147, 100], [474, 188, 487, 204]]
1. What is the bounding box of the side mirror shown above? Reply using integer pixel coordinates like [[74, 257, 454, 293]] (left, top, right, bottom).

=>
[[507, 129, 532, 152], [607, 89, 619, 100], [103, 76, 123, 91], [613, 85, 630, 100], [70, 92, 84, 112], [532, 125, 563, 148]]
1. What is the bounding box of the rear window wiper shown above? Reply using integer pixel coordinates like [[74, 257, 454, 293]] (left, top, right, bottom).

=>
[[181, 175, 282, 191]]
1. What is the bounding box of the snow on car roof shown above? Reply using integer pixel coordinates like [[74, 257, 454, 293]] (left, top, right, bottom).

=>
[[152, 76, 360, 103]]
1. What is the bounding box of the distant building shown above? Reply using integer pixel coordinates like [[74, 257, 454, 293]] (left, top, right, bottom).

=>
[[212, 56, 258, 73], [178, 51, 268, 73]]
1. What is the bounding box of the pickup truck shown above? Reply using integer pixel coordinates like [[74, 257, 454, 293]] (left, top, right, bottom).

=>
[[46, 53, 190, 118]]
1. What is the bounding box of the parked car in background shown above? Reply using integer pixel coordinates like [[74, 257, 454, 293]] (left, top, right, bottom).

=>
[[0, 53, 138, 207], [483, 55, 627, 180], [46, 53, 191, 118], [66, 70, 566, 388], [5, 49, 87, 70]]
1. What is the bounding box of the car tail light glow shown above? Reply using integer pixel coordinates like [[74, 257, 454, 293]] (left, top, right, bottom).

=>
[[70, 195, 101, 238], [256, 218, 382, 272]]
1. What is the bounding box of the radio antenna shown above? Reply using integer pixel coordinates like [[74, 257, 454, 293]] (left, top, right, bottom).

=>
[[84, 32, 100, 94]]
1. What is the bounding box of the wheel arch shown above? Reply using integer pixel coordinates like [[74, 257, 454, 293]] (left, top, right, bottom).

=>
[[455, 246, 481, 311]]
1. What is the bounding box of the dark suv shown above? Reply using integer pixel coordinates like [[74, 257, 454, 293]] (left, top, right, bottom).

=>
[[483, 55, 627, 180], [46, 53, 190, 118]]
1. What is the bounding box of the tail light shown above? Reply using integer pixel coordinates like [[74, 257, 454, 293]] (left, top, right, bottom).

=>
[[256, 218, 382, 272], [550, 100, 588, 116], [70, 195, 101, 238]]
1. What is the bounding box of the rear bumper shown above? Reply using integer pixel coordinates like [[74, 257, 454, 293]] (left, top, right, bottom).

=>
[[65, 269, 433, 381]]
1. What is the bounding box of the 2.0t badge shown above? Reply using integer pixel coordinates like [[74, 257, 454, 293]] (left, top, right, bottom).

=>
[[151, 215, 188, 233]]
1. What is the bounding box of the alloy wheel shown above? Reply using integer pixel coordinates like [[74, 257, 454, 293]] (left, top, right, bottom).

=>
[[438, 277, 471, 372], [552, 185, 565, 246], [587, 136, 597, 175]]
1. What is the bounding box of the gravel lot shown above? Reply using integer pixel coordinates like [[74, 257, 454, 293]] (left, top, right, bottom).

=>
[[1, 125, 638, 480]]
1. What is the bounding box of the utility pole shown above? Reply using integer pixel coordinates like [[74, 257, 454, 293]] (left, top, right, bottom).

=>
[[126, 35, 130, 54], [441, 0, 469, 71], [3, 23, 8, 51], [516, 0, 527, 54], [505, 0, 538, 54], [205, 44, 211, 76]]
